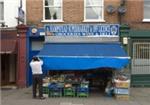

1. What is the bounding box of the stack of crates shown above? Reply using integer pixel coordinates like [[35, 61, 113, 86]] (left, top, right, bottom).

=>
[[76, 82, 89, 97], [42, 85, 49, 97], [64, 87, 76, 97], [48, 83, 63, 97], [114, 79, 130, 100], [49, 87, 63, 97], [42, 77, 50, 97]]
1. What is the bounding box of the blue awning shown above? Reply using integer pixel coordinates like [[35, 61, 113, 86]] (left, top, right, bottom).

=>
[[38, 43, 130, 71]]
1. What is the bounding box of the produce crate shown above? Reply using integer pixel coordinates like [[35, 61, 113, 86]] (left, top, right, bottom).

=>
[[49, 88, 63, 97], [76, 87, 89, 97], [114, 88, 129, 95], [64, 87, 76, 97], [42, 86, 49, 97], [115, 94, 129, 100], [77, 92, 89, 97], [114, 79, 130, 88], [76, 87, 89, 92], [76, 82, 89, 97], [80, 82, 89, 88]]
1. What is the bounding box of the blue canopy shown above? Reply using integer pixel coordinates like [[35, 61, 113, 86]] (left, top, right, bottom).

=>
[[38, 43, 130, 71]]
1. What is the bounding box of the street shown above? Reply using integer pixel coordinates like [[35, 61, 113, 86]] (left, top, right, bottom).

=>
[[1, 87, 150, 105]]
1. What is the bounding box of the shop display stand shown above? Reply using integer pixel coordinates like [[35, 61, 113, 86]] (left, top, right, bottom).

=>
[[113, 76, 130, 100]]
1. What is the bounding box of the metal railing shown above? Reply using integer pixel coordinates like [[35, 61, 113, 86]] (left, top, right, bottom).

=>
[[132, 41, 150, 74]]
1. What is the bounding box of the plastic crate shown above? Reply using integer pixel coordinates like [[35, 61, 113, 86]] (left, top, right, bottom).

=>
[[76, 87, 89, 92], [77, 92, 89, 97], [49, 88, 63, 97], [64, 87, 76, 97], [80, 82, 89, 88], [42, 86, 49, 97], [114, 88, 129, 95], [76, 87, 89, 97]]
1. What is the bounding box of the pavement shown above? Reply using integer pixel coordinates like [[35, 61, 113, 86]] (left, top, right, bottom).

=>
[[1, 87, 150, 105]]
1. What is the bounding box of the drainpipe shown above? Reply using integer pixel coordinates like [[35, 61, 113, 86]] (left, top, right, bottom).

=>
[[118, 0, 126, 24]]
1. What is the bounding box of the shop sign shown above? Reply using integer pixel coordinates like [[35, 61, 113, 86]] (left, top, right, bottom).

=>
[[45, 24, 119, 37]]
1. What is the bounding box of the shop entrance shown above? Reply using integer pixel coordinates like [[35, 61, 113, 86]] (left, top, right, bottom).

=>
[[132, 41, 150, 74], [43, 68, 113, 97], [131, 40, 150, 87], [1, 54, 17, 86]]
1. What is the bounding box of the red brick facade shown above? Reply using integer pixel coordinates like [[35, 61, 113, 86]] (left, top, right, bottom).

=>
[[1, 29, 17, 86], [16, 24, 28, 88], [25, 0, 150, 87], [26, 0, 150, 29]]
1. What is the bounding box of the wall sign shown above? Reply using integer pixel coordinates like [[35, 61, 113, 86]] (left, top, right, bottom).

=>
[[45, 24, 119, 37]]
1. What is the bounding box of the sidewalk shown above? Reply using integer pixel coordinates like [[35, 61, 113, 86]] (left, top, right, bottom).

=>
[[1, 87, 150, 105]]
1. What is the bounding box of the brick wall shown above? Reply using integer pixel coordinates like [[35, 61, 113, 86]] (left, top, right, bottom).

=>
[[26, 0, 150, 29], [26, 0, 43, 26], [1, 28, 17, 39], [126, 0, 150, 29], [63, 0, 84, 23]]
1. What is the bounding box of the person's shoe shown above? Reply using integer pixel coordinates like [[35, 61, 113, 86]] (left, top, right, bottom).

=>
[[39, 97, 45, 100]]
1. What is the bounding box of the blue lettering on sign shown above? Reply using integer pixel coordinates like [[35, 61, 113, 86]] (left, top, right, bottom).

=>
[[45, 24, 119, 36]]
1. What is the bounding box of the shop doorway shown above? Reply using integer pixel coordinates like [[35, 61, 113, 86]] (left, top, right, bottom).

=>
[[1, 54, 17, 86], [44, 69, 113, 96]]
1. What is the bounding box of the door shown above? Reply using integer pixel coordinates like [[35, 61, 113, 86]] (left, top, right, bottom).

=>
[[1, 54, 9, 85], [1, 54, 17, 86], [132, 42, 150, 74], [131, 41, 150, 87]]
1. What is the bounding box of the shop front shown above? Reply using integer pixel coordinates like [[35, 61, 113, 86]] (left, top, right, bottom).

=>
[[120, 29, 150, 87], [1, 29, 17, 86], [27, 24, 130, 97]]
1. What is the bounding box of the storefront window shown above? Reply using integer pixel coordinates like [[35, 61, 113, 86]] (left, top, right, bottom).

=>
[[0, 1, 4, 22], [143, 0, 150, 21], [43, 0, 62, 21], [134, 43, 150, 59], [31, 41, 44, 51], [84, 0, 104, 22]]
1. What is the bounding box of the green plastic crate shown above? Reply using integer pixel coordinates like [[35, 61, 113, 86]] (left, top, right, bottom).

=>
[[42, 86, 49, 97], [64, 87, 76, 97], [77, 92, 89, 97]]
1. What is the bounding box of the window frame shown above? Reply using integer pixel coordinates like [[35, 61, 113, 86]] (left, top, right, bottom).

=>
[[0, 0, 4, 23], [143, 0, 150, 22], [42, 0, 63, 22], [83, 0, 105, 22]]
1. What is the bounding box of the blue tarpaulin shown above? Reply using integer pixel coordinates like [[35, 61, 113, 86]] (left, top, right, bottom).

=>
[[38, 43, 130, 71]]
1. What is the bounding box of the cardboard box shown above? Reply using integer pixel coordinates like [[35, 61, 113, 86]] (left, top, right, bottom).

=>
[[114, 79, 130, 88], [115, 94, 129, 100]]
